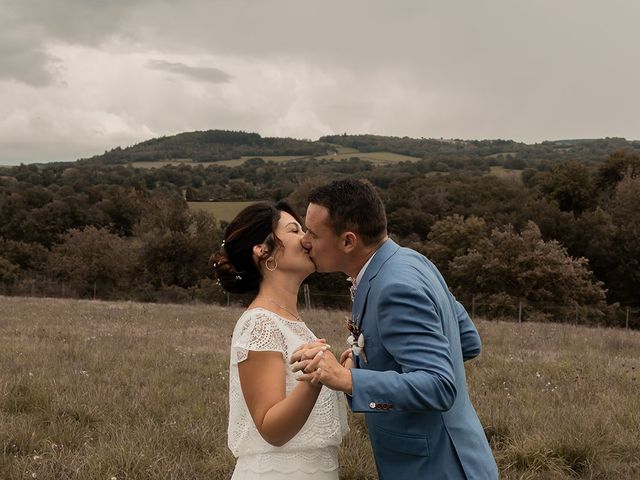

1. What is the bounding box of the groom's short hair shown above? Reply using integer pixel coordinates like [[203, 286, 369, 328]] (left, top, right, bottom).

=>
[[308, 179, 387, 245]]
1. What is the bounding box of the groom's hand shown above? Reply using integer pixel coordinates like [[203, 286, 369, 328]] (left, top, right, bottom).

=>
[[291, 348, 353, 395], [339, 348, 355, 369]]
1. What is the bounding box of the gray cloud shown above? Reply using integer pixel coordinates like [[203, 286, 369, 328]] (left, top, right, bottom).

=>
[[0, 44, 58, 86], [0, 0, 154, 89], [5, 0, 151, 45], [147, 59, 232, 84], [0, 9, 58, 86], [1, 0, 640, 164]]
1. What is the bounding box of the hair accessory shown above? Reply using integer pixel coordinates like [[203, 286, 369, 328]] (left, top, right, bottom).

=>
[[235, 275, 242, 280], [221, 240, 226, 247], [212, 262, 218, 268]]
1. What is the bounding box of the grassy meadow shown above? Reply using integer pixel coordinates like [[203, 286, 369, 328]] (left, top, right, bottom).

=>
[[1, 296, 639, 479], [130, 156, 309, 169], [312, 151, 420, 164], [187, 201, 258, 223], [488, 165, 523, 183], [129, 150, 420, 169]]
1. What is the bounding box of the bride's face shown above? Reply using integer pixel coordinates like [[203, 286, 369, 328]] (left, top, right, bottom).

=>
[[269, 211, 315, 275]]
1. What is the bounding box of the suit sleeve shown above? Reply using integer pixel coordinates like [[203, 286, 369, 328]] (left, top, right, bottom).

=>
[[453, 298, 482, 361], [350, 283, 457, 412]]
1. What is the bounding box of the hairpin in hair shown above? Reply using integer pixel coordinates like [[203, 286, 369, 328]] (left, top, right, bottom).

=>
[[235, 275, 242, 281], [221, 240, 226, 247], [212, 262, 218, 268]]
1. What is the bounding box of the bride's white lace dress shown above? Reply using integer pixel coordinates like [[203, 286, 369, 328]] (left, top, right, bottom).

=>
[[227, 308, 349, 480]]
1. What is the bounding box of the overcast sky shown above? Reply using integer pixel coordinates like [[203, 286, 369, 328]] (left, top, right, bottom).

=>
[[1, 0, 639, 164]]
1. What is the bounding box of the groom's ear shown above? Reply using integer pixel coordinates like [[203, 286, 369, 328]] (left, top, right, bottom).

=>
[[342, 231, 358, 253]]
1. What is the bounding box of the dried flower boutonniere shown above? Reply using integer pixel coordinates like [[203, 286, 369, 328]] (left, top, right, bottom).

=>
[[346, 315, 367, 365]]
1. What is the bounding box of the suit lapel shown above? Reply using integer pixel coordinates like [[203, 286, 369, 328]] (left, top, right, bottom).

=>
[[351, 239, 400, 329]]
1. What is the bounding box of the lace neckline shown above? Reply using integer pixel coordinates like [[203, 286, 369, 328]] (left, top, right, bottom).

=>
[[245, 307, 306, 324]]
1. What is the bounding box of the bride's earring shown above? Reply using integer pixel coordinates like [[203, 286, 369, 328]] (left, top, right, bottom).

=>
[[265, 257, 278, 272]]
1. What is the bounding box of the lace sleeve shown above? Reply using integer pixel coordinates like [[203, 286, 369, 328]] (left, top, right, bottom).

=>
[[231, 311, 287, 366]]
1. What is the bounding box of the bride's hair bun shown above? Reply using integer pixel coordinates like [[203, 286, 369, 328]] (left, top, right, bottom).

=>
[[209, 201, 302, 294], [209, 250, 256, 294]]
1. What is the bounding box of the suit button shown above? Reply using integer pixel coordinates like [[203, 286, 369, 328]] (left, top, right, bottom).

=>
[[369, 402, 376, 409]]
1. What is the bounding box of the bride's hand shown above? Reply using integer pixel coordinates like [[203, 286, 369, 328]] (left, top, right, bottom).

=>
[[292, 349, 353, 394], [290, 339, 331, 365]]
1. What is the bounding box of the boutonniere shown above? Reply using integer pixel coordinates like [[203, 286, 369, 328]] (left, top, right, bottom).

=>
[[347, 315, 367, 365]]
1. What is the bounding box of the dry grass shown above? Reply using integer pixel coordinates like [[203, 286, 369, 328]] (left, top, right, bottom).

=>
[[1, 296, 638, 479]]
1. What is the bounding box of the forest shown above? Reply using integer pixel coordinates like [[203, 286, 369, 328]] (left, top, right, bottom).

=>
[[1, 130, 639, 328]]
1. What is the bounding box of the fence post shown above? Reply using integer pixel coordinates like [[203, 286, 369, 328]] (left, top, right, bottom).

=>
[[518, 301, 522, 323], [575, 305, 579, 325], [93, 283, 97, 300], [226, 292, 230, 307], [626, 307, 630, 330], [471, 295, 476, 320], [303, 284, 311, 310]]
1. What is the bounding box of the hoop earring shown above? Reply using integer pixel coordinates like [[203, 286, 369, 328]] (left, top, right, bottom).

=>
[[265, 257, 278, 272]]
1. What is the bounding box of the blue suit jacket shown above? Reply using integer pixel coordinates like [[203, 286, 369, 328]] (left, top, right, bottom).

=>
[[349, 239, 498, 479]]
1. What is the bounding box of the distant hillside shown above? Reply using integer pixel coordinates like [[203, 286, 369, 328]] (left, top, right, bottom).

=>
[[80, 129, 640, 168], [320, 134, 640, 166], [81, 129, 331, 165]]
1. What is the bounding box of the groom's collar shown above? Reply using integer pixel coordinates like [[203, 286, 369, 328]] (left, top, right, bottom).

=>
[[360, 238, 399, 285], [352, 252, 376, 288], [348, 237, 390, 288], [351, 239, 400, 322]]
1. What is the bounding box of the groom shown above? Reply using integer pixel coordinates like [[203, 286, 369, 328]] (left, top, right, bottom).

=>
[[291, 179, 498, 479]]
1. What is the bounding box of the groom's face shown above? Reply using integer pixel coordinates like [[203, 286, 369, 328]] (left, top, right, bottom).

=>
[[301, 203, 345, 273]]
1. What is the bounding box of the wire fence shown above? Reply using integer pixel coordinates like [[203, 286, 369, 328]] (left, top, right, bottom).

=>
[[1, 280, 638, 331]]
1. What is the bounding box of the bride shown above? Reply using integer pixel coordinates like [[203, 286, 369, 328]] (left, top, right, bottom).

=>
[[211, 201, 349, 480]]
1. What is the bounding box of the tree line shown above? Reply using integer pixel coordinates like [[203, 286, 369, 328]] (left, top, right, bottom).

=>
[[81, 130, 330, 164], [1, 135, 639, 327]]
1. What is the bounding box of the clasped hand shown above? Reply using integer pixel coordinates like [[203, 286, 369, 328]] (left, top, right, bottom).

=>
[[290, 339, 354, 394]]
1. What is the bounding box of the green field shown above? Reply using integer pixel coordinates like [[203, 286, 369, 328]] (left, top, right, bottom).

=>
[[1, 296, 639, 479], [129, 159, 221, 169], [129, 156, 308, 169], [314, 151, 421, 164], [188, 201, 257, 223], [215, 151, 421, 166], [334, 147, 360, 154], [214, 155, 310, 167], [485, 152, 517, 159], [489, 165, 523, 182], [129, 150, 420, 169]]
